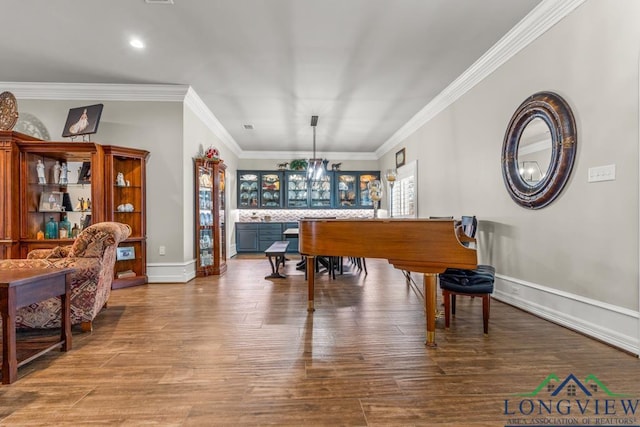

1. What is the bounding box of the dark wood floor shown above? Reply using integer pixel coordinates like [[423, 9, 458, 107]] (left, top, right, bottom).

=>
[[1, 256, 638, 426]]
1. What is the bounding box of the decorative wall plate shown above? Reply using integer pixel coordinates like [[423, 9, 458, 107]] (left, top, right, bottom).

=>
[[0, 91, 19, 131], [14, 112, 51, 140]]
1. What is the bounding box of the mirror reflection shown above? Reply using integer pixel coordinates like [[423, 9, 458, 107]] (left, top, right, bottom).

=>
[[516, 118, 552, 186]]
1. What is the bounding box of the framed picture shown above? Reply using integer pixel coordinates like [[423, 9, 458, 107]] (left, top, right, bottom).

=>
[[116, 246, 136, 261], [62, 103, 104, 138], [395, 148, 406, 168], [77, 162, 91, 184], [38, 191, 64, 212]]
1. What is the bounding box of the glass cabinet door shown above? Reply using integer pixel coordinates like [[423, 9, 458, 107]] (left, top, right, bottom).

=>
[[336, 173, 357, 207], [359, 173, 378, 207], [260, 173, 281, 208], [285, 171, 308, 208], [195, 158, 226, 276], [238, 173, 259, 208], [218, 167, 226, 264], [197, 164, 214, 269], [309, 173, 332, 208], [24, 152, 93, 242]]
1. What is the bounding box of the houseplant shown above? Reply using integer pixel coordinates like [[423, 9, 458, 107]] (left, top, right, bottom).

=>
[[290, 159, 308, 171]]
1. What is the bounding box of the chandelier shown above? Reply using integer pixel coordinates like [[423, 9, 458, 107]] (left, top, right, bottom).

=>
[[307, 115, 325, 180]]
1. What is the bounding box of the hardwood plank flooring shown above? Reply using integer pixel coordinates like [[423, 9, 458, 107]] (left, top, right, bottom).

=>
[[0, 256, 638, 426]]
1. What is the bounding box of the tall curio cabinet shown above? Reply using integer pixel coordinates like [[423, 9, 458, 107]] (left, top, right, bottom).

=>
[[103, 146, 150, 289], [194, 158, 227, 276]]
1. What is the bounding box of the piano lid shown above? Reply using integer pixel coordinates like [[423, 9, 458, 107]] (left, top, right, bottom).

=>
[[298, 218, 477, 274]]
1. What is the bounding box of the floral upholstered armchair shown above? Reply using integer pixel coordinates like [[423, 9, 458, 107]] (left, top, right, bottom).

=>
[[0, 222, 131, 332]]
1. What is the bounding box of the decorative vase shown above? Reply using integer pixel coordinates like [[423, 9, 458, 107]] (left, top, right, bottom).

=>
[[58, 215, 71, 238], [368, 180, 383, 218], [45, 217, 58, 239]]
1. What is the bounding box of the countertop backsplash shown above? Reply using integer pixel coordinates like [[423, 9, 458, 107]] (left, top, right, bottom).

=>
[[238, 209, 375, 223]]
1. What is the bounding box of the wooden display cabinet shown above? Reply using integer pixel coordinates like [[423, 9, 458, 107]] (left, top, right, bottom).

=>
[[103, 146, 150, 289], [17, 141, 105, 258], [6, 138, 148, 289], [194, 158, 226, 276], [0, 131, 40, 260]]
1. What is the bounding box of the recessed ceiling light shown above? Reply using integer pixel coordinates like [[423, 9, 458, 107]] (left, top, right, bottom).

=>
[[129, 38, 145, 49], [145, 0, 174, 4], [243, 124, 254, 130]]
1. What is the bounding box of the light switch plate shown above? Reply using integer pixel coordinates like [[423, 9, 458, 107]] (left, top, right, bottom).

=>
[[588, 164, 615, 182]]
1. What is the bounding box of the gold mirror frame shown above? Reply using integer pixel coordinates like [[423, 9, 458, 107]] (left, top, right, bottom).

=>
[[502, 91, 577, 209]]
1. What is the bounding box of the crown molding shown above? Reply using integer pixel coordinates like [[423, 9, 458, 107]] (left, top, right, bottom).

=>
[[238, 150, 378, 161], [0, 81, 246, 157], [0, 81, 190, 101], [183, 87, 243, 157], [375, 0, 587, 158]]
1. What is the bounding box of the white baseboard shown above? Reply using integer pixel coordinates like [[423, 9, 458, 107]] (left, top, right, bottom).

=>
[[494, 274, 639, 356], [147, 260, 196, 283]]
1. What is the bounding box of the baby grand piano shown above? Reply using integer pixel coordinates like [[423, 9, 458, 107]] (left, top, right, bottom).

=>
[[299, 218, 477, 346]]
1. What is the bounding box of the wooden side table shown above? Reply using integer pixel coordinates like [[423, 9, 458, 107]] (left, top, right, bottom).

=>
[[0, 268, 73, 384]]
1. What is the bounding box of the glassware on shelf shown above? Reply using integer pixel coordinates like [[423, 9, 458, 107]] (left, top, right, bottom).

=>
[[261, 174, 280, 208], [58, 215, 71, 238], [239, 173, 259, 208], [368, 180, 383, 218], [385, 168, 397, 218], [71, 223, 80, 239], [359, 174, 378, 206], [45, 217, 58, 239], [337, 174, 356, 207]]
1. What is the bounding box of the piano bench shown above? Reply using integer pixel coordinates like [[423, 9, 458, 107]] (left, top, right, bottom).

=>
[[440, 265, 495, 335], [264, 241, 290, 279]]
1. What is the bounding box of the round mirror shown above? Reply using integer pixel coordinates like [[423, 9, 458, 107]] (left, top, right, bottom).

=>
[[502, 91, 577, 209], [517, 118, 552, 185]]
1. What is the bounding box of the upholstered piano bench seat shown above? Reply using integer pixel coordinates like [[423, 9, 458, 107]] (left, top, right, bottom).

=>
[[439, 265, 495, 335]]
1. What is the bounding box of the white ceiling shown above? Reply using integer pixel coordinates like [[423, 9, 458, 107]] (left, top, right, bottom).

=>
[[0, 0, 542, 155]]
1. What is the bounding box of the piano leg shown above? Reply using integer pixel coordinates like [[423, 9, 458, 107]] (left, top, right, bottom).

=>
[[424, 273, 438, 347], [307, 255, 316, 312]]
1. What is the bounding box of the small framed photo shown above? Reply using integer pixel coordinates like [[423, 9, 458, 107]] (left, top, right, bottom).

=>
[[62, 103, 104, 138], [39, 191, 64, 212], [395, 148, 406, 168], [116, 246, 136, 261], [77, 162, 91, 184]]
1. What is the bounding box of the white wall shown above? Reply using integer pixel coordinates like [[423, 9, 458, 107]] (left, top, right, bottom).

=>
[[379, 0, 640, 353]]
